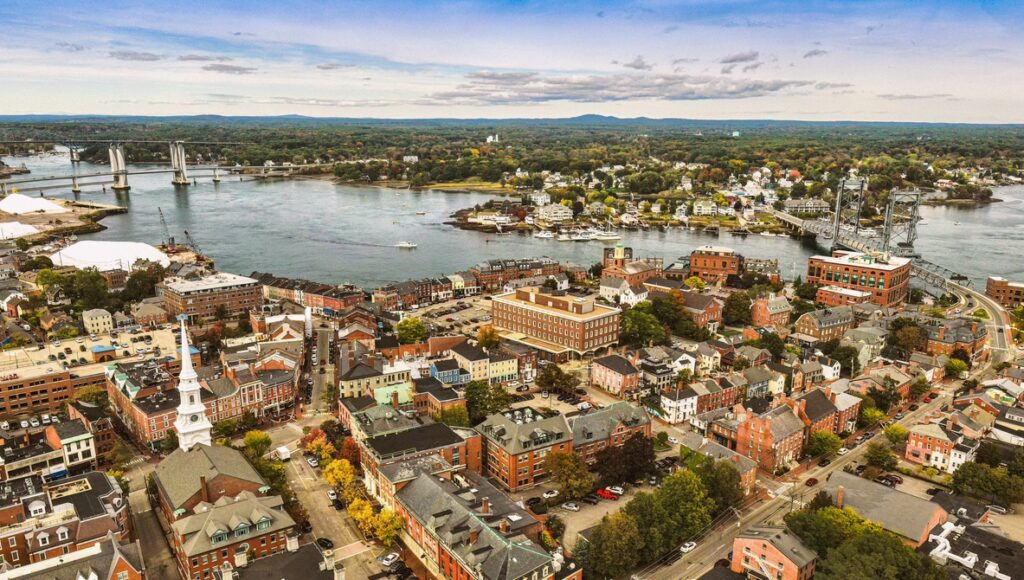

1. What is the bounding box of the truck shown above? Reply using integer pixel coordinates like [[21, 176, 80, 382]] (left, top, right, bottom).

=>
[[273, 446, 291, 461]]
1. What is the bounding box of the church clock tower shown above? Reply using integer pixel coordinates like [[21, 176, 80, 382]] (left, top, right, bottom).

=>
[[173, 318, 212, 451]]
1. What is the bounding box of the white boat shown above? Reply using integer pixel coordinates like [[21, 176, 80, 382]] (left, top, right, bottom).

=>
[[394, 241, 418, 249], [594, 230, 621, 241], [571, 230, 597, 241], [533, 231, 555, 239], [557, 233, 572, 242], [415, 211, 426, 215]]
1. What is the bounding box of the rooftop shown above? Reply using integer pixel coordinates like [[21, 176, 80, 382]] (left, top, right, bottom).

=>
[[477, 410, 571, 455], [162, 272, 259, 294], [154, 444, 266, 513], [736, 526, 816, 568], [810, 250, 911, 271], [364, 422, 466, 460], [825, 471, 945, 543]]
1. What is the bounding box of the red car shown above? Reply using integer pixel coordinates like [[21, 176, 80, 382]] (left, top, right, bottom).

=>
[[596, 489, 619, 500]]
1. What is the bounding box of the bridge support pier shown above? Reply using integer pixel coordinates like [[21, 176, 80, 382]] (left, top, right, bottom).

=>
[[71, 176, 81, 194], [70, 147, 81, 163], [212, 167, 221, 183], [170, 141, 189, 186], [108, 144, 130, 192]]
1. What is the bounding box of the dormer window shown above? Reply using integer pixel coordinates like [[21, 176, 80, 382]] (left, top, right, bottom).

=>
[[56, 527, 68, 541], [28, 501, 46, 517], [235, 525, 250, 538], [213, 532, 227, 544], [37, 533, 49, 547]]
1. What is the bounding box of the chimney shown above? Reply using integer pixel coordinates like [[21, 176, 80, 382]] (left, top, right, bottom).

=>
[[391, 391, 400, 410], [199, 476, 209, 503], [499, 518, 510, 534], [469, 529, 480, 545], [333, 561, 346, 580], [730, 454, 740, 465], [937, 327, 946, 341], [836, 485, 845, 509], [480, 497, 490, 515], [322, 549, 335, 572]]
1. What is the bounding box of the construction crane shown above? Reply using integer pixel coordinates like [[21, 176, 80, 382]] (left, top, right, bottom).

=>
[[183, 229, 205, 260], [157, 207, 177, 252]]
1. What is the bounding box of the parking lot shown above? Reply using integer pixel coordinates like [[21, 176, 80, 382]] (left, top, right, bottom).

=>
[[418, 296, 492, 337]]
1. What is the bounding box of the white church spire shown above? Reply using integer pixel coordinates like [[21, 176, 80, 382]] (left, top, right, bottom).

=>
[[173, 317, 212, 451]]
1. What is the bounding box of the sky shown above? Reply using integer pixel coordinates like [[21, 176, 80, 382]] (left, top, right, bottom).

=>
[[1, 0, 1022, 123]]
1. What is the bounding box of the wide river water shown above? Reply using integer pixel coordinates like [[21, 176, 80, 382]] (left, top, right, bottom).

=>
[[5, 153, 1024, 288]]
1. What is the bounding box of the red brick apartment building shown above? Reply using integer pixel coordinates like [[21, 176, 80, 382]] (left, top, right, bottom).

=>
[[689, 245, 743, 283], [491, 286, 620, 358], [159, 272, 262, 323], [816, 284, 873, 307], [476, 409, 573, 491], [570, 402, 651, 465], [805, 250, 912, 307], [731, 526, 816, 580], [986, 276, 1024, 308]]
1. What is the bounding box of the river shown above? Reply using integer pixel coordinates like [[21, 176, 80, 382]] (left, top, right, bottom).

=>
[[3, 152, 1023, 288]]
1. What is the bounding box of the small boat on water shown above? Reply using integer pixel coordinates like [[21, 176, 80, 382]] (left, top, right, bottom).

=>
[[571, 230, 597, 241], [594, 231, 622, 241], [394, 241, 418, 249], [416, 211, 426, 215], [557, 232, 572, 242], [533, 231, 555, 239]]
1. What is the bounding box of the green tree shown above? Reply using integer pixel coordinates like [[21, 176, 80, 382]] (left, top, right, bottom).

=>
[[818, 528, 945, 580], [722, 291, 752, 326], [684, 276, 706, 290], [620, 302, 666, 347], [883, 424, 908, 446], [534, 363, 580, 397], [595, 433, 656, 484], [785, 506, 877, 557], [806, 431, 843, 457], [545, 514, 566, 539], [974, 441, 1003, 467], [464, 380, 492, 424], [242, 430, 272, 460], [656, 470, 714, 548], [865, 442, 897, 470], [213, 419, 237, 438], [1008, 452, 1024, 478], [160, 430, 178, 454], [73, 268, 109, 310], [951, 462, 1024, 506], [945, 358, 968, 378], [544, 451, 593, 499], [624, 491, 671, 563], [860, 407, 885, 427], [588, 512, 642, 578], [696, 459, 744, 514], [396, 317, 428, 344], [910, 376, 931, 400], [433, 405, 471, 427]]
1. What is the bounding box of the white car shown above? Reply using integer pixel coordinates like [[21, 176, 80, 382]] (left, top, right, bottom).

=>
[[327, 490, 338, 501], [667, 436, 679, 445], [29, 418, 39, 428], [680, 541, 697, 553], [377, 552, 400, 567], [561, 502, 580, 512], [306, 456, 319, 468], [542, 490, 559, 500], [606, 486, 625, 496], [837, 447, 849, 456], [541, 391, 549, 399]]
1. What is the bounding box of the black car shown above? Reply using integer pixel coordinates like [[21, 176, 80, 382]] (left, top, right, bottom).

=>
[[316, 537, 334, 550], [332, 499, 345, 510], [581, 494, 599, 505], [575, 388, 587, 396], [525, 497, 543, 508], [817, 458, 832, 467], [300, 521, 313, 533], [854, 465, 867, 475], [926, 487, 942, 496]]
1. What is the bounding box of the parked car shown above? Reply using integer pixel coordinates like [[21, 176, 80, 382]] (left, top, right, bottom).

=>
[[581, 495, 599, 505], [541, 391, 549, 399], [327, 490, 338, 501], [300, 521, 313, 533], [817, 458, 831, 467], [19, 420, 28, 429], [596, 489, 619, 500], [805, 478, 819, 487], [516, 385, 530, 392], [0, 422, 8, 431], [316, 537, 334, 550], [837, 447, 849, 455], [926, 488, 942, 496], [667, 436, 679, 445], [680, 542, 697, 553], [909, 404, 920, 411], [561, 502, 580, 512], [875, 476, 896, 488], [29, 418, 39, 428], [606, 486, 625, 496], [854, 464, 867, 475], [542, 490, 559, 500], [306, 456, 319, 468], [332, 499, 344, 510], [987, 505, 1009, 515], [377, 553, 401, 568], [885, 474, 904, 484]]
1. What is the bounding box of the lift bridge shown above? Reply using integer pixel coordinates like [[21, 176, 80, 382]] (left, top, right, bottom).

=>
[[769, 178, 972, 290]]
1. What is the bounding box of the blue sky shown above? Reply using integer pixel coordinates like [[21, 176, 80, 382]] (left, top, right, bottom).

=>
[[1, 0, 1021, 121]]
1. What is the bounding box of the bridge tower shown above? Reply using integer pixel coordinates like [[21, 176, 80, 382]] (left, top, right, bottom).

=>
[[881, 190, 922, 257], [170, 141, 189, 186], [68, 145, 81, 163], [108, 143, 130, 192], [830, 177, 866, 244]]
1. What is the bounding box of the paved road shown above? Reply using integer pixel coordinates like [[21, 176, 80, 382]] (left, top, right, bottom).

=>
[[286, 456, 388, 579], [953, 283, 1017, 364], [128, 489, 178, 580]]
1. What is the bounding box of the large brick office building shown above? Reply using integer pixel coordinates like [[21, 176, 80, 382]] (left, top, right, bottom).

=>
[[159, 272, 262, 323], [805, 250, 912, 307], [491, 286, 620, 359], [689, 245, 744, 283]]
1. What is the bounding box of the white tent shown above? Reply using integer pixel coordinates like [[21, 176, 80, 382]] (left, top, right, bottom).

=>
[[50, 241, 171, 271], [0, 194, 65, 215], [0, 221, 40, 239]]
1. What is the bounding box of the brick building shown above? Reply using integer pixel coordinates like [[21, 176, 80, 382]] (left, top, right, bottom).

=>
[[751, 294, 793, 329], [736, 404, 806, 473], [815, 285, 873, 307], [68, 399, 117, 460], [601, 245, 663, 287], [159, 272, 262, 324], [793, 306, 855, 342], [986, 276, 1024, 308], [689, 245, 743, 284], [469, 258, 560, 291], [491, 286, 620, 359], [476, 409, 572, 491], [805, 251, 912, 307], [731, 526, 816, 580], [251, 272, 363, 315], [2, 534, 146, 580], [590, 354, 641, 398], [570, 402, 651, 465]]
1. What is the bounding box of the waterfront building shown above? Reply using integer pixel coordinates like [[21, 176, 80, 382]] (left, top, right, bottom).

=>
[[251, 272, 363, 315], [782, 197, 831, 214], [491, 286, 620, 359], [159, 272, 262, 324], [816, 285, 873, 307], [805, 250, 912, 307], [537, 203, 573, 223], [986, 276, 1024, 308], [689, 245, 743, 284], [602, 244, 663, 286]]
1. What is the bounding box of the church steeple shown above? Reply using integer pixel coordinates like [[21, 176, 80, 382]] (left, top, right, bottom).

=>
[[173, 317, 212, 451]]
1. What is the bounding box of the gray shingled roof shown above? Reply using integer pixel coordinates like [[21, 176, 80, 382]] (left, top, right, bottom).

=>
[[593, 354, 639, 376], [476, 411, 571, 455], [570, 402, 649, 446], [171, 491, 294, 557], [736, 526, 816, 568], [680, 432, 757, 474], [765, 405, 804, 441], [396, 474, 552, 580], [155, 444, 266, 512], [825, 471, 944, 542]]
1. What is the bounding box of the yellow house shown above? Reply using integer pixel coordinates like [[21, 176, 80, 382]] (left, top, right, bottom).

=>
[[451, 342, 490, 382], [487, 352, 519, 384]]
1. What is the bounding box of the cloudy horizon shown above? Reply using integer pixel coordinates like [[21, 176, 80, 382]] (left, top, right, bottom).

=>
[[1, 0, 1022, 123]]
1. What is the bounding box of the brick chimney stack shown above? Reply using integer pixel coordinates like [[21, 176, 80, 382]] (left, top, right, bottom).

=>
[[391, 391, 400, 410], [469, 529, 480, 545], [199, 475, 209, 503], [499, 519, 510, 534], [480, 497, 490, 515], [836, 486, 845, 509]]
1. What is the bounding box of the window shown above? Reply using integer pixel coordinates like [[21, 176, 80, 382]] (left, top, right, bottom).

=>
[[57, 528, 68, 541]]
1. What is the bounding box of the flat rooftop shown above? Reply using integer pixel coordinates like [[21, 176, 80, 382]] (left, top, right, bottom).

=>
[[809, 251, 911, 270], [0, 328, 179, 382], [819, 285, 873, 297], [492, 290, 620, 322], [162, 272, 259, 293]]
